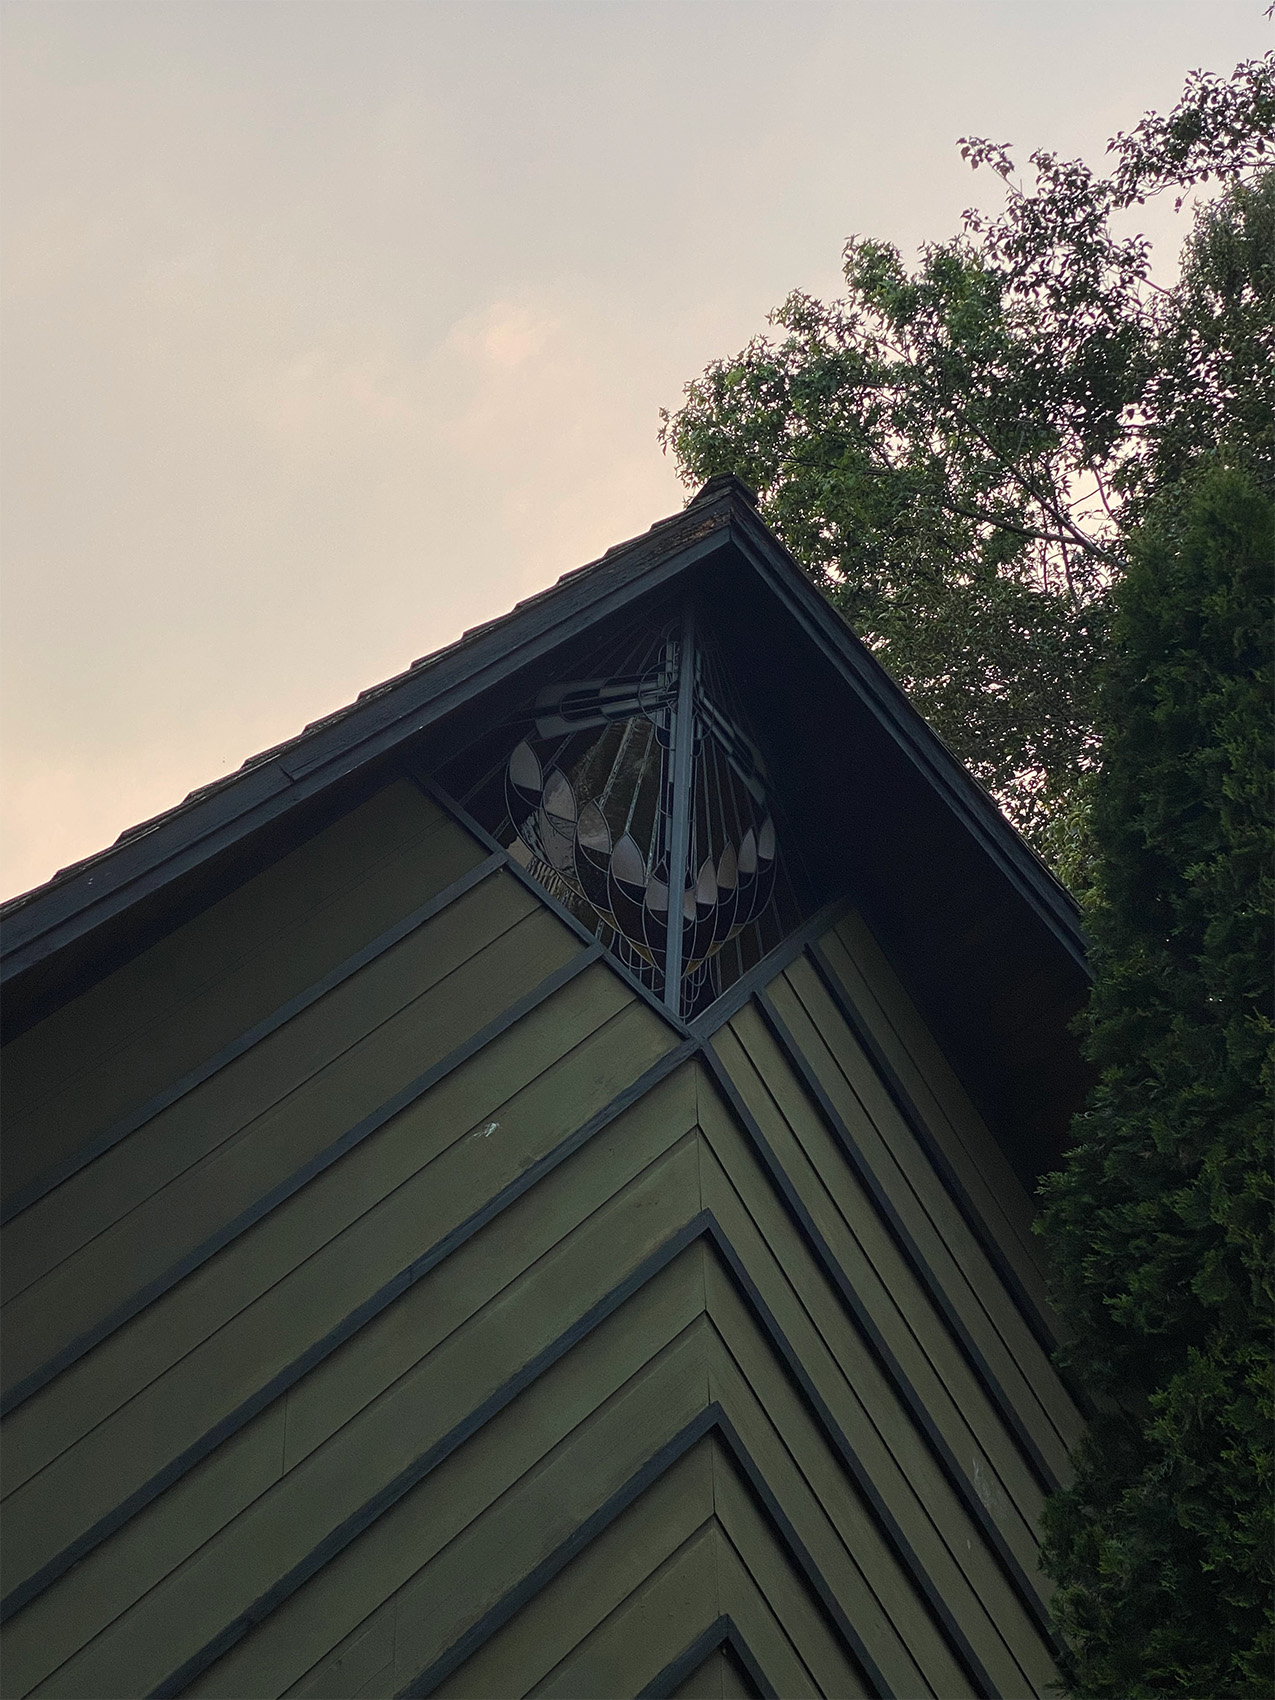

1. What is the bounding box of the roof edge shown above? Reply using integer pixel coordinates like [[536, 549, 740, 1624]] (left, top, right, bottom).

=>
[[1, 478, 1086, 993]]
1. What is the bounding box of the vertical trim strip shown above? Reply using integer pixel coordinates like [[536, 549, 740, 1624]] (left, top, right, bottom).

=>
[[408, 771, 695, 1040], [664, 598, 697, 1012]]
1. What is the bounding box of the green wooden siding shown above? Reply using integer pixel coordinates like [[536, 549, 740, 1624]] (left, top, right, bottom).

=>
[[670, 1645, 761, 1700], [2, 783, 483, 1207], [1, 778, 1078, 1698]]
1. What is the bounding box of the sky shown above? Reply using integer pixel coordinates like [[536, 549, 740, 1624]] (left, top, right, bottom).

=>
[[2, 0, 1269, 900]]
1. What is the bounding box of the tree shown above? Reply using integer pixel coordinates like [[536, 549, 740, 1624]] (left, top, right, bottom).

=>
[[660, 54, 1274, 859], [662, 51, 1275, 1695], [1037, 467, 1274, 1696]]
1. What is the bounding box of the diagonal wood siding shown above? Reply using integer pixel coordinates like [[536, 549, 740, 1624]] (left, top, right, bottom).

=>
[[0, 778, 1078, 1698]]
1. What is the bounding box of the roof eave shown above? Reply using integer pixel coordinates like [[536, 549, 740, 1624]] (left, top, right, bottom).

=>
[[1, 482, 1086, 992], [0, 503, 734, 983]]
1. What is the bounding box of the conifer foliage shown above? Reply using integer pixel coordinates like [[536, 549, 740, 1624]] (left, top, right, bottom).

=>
[[1037, 469, 1274, 1697]]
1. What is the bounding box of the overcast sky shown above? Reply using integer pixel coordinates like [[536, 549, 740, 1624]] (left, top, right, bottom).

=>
[[2, 0, 1268, 899]]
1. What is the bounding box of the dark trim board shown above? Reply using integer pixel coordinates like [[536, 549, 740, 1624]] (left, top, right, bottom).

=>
[[697, 1224, 999, 1696], [408, 773, 695, 1043], [8, 1203, 1051, 1695], [4, 912, 1066, 1665], [0, 851, 505, 1227], [153, 1324, 906, 1700], [752, 985, 1062, 1498], [695, 1043, 1061, 1660], [403, 1424, 819, 1700], [176, 1186, 1040, 1700], [687, 898, 853, 1040], [804, 940, 1097, 1424], [146, 1222, 720, 1700], [406, 1412, 884, 1700], [804, 941, 1063, 1365], [401, 1419, 744, 1699], [0, 942, 607, 1419], [2, 484, 1091, 1249], [0, 521, 736, 984], [1, 481, 1083, 1004], [638, 1615, 774, 1700], [0, 481, 1087, 1700]]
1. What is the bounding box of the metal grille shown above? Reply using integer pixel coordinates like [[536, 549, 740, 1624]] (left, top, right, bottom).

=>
[[451, 602, 805, 1020]]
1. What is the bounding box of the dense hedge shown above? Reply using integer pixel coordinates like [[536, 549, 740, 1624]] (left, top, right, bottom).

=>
[[1038, 467, 1274, 1697]]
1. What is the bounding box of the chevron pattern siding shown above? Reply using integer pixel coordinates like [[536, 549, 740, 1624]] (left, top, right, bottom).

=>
[[0, 777, 1079, 1699]]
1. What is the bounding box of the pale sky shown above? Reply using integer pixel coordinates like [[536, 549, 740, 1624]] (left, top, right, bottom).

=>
[[2, 0, 1268, 900]]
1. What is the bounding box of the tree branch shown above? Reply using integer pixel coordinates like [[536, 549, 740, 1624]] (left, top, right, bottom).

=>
[[959, 414, 1122, 566], [943, 498, 1125, 572]]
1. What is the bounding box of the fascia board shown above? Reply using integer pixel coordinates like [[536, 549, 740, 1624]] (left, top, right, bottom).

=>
[[0, 522, 734, 982], [1, 486, 1087, 991], [723, 511, 1089, 974]]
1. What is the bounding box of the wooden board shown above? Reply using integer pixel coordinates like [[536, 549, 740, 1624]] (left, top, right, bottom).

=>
[[3, 784, 485, 1204], [711, 1014, 1046, 1586], [3, 810, 1076, 1700], [822, 914, 1051, 1305], [773, 956, 1081, 1458], [2, 885, 576, 1398], [693, 1071, 1057, 1692], [670, 1645, 759, 1699], [7, 1094, 703, 1697], [2, 961, 650, 1499]]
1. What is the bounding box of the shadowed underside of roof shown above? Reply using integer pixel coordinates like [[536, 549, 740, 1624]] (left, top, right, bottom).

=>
[[0, 476, 1089, 1180]]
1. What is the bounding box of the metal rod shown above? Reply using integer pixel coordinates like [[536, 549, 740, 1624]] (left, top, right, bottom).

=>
[[663, 598, 696, 1011]]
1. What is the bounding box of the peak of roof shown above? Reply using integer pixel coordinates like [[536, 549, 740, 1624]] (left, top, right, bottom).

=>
[[0, 493, 734, 930], [1, 482, 1090, 1173], [1, 483, 1081, 1006], [689, 473, 759, 511]]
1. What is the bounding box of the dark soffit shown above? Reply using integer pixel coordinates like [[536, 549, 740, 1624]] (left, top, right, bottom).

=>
[[0, 478, 1089, 1103]]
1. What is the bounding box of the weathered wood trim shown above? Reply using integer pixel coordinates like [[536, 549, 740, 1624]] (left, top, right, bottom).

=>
[[0, 851, 504, 1228], [753, 985, 1062, 1500]]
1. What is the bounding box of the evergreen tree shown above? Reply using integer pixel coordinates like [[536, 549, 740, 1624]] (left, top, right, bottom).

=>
[[1037, 467, 1274, 1696]]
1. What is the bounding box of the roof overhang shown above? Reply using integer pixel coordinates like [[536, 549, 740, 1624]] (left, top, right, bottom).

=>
[[1, 477, 1090, 1179]]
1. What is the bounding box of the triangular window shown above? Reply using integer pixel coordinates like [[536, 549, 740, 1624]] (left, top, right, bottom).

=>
[[446, 601, 808, 1020]]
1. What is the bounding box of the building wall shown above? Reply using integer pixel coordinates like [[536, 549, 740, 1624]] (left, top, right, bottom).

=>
[[0, 777, 1081, 1699]]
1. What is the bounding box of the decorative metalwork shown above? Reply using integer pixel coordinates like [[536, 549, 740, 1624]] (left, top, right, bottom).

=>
[[454, 603, 799, 1020]]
